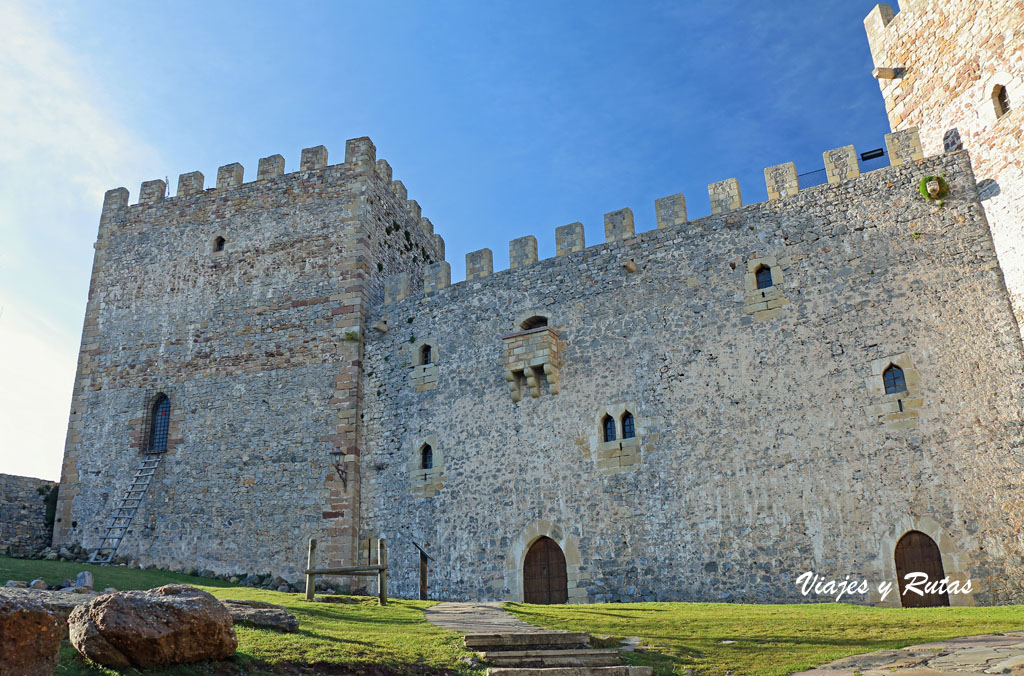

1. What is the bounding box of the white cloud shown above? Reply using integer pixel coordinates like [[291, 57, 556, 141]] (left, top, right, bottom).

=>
[[0, 0, 163, 480]]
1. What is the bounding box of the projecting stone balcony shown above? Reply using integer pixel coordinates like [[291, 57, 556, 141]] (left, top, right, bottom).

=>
[[502, 326, 561, 402]]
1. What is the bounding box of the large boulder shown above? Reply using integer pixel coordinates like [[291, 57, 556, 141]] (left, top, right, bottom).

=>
[[68, 585, 236, 668], [220, 599, 299, 632], [0, 588, 98, 638], [0, 594, 61, 676]]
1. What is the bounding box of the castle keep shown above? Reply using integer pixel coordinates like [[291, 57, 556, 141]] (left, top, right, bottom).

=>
[[53, 2, 1024, 606]]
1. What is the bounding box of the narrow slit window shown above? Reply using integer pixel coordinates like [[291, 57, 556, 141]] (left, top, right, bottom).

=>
[[149, 394, 170, 452], [755, 265, 773, 290], [420, 344, 432, 365], [622, 412, 635, 439], [883, 364, 907, 394], [602, 415, 616, 443], [994, 85, 1011, 119], [420, 444, 433, 470], [213, 236, 226, 252]]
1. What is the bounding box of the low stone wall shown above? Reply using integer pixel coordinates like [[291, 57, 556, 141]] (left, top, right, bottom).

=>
[[0, 474, 57, 555]]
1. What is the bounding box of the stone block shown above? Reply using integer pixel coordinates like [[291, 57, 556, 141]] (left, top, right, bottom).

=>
[[257, 154, 285, 180], [885, 127, 924, 167], [466, 248, 493, 281], [655, 193, 687, 229], [555, 222, 585, 256], [423, 261, 451, 295], [216, 163, 244, 189], [300, 145, 328, 171], [764, 162, 799, 200], [510, 235, 538, 269], [384, 273, 410, 303], [176, 171, 204, 197], [138, 179, 166, 204], [824, 145, 860, 184], [345, 137, 376, 172], [375, 159, 393, 182], [709, 178, 741, 214], [604, 208, 635, 243]]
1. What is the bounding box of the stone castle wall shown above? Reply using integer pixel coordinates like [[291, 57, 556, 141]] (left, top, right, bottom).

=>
[[54, 138, 442, 580], [362, 149, 1024, 605], [865, 1, 1024, 326], [0, 474, 57, 556]]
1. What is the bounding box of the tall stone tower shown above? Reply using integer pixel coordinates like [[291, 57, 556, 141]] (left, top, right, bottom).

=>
[[865, 1, 1024, 323], [53, 138, 444, 579]]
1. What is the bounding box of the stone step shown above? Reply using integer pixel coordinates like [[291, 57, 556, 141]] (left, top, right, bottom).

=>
[[479, 647, 622, 667], [486, 666, 653, 676], [465, 632, 592, 651]]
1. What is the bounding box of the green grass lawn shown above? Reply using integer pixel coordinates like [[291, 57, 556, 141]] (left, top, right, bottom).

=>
[[506, 601, 1024, 676], [7, 556, 1024, 676], [1, 556, 477, 675]]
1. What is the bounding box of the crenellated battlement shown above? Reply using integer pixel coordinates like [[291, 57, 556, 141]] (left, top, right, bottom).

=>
[[97, 136, 443, 259], [383, 129, 928, 305]]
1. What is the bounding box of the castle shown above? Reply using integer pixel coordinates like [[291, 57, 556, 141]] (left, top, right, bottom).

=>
[[47, 1, 1024, 606]]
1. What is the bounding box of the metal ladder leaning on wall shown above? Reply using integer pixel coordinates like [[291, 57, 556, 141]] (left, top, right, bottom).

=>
[[88, 453, 164, 564]]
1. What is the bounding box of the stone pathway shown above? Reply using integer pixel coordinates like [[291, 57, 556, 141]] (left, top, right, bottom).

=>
[[425, 601, 555, 634], [793, 631, 1024, 675], [425, 602, 652, 675]]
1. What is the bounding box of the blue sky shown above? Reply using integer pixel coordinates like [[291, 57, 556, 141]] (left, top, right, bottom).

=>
[[0, 1, 893, 480]]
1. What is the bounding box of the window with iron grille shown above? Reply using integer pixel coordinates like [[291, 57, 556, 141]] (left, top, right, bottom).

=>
[[602, 415, 616, 442], [149, 395, 171, 452], [421, 444, 433, 470], [883, 365, 907, 394], [755, 265, 773, 289], [621, 412, 635, 439]]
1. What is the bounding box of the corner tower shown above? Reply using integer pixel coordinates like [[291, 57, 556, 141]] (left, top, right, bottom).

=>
[[55, 137, 444, 580], [865, 1, 1024, 325]]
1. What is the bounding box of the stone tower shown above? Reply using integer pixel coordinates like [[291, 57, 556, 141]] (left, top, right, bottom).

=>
[[53, 138, 443, 579], [865, 1, 1024, 324]]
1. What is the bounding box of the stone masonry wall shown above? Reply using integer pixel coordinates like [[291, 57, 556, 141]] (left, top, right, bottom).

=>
[[362, 150, 1024, 605], [865, 1, 1024, 327], [55, 138, 442, 581], [0, 474, 57, 556]]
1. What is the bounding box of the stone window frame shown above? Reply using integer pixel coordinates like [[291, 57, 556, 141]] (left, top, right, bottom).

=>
[[863, 352, 923, 429], [743, 255, 789, 321], [407, 434, 444, 498], [516, 309, 551, 331], [409, 339, 439, 392], [130, 390, 181, 455], [504, 519, 588, 604], [871, 516, 974, 607], [207, 234, 229, 258], [589, 403, 645, 474], [979, 71, 1021, 125]]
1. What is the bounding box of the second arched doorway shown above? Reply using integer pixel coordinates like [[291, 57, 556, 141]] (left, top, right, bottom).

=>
[[894, 530, 950, 607], [523, 536, 568, 604]]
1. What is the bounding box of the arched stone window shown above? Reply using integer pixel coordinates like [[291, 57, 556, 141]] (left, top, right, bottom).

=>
[[520, 315, 549, 331], [419, 344, 432, 365], [621, 411, 635, 439], [602, 415, 616, 442], [213, 236, 226, 252], [883, 364, 907, 394], [755, 265, 773, 289], [994, 85, 1012, 119], [149, 394, 171, 452], [420, 444, 433, 470]]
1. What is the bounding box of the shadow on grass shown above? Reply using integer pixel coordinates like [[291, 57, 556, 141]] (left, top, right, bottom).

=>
[[59, 642, 472, 676]]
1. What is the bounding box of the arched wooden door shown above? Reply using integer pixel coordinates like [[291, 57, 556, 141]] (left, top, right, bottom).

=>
[[523, 536, 568, 604], [894, 530, 949, 608]]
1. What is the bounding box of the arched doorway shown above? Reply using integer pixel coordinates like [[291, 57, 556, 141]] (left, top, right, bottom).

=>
[[894, 530, 950, 608], [523, 536, 568, 604]]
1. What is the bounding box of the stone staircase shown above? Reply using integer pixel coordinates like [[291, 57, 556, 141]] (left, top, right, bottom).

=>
[[465, 631, 652, 676]]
